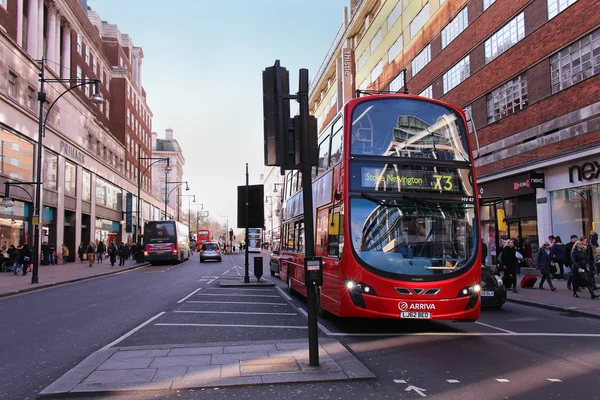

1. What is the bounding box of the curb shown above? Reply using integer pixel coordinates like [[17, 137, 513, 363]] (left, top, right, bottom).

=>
[[506, 297, 600, 320], [0, 263, 150, 299]]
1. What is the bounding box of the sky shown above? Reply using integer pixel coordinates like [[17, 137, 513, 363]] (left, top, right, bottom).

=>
[[87, 0, 348, 231]]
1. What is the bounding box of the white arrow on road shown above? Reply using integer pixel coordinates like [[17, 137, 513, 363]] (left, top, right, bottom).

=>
[[406, 385, 427, 397]]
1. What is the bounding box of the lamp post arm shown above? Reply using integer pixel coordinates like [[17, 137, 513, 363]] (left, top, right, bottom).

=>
[[42, 79, 101, 136], [4, 182, 36, 203]]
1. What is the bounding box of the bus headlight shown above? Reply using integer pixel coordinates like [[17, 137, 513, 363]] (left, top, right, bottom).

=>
[[344, 279, 376, 295], [143, 251, 149, 256], [458, 284, 481, 297]]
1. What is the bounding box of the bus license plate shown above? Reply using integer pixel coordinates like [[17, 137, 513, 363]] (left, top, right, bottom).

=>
[[481, 291, 494, 297], [401, 311, 431, 319]]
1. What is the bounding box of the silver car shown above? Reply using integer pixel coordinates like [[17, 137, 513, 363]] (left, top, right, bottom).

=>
[[200, 242, 222, 263]]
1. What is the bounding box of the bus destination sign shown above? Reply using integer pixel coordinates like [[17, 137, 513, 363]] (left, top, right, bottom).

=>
[[361, 167, 459, 192]]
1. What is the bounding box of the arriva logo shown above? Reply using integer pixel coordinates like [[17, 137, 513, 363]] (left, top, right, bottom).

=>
[[398, 302, 436, 311]]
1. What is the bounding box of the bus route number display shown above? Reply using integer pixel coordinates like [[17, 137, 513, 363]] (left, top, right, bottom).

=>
[[361, 167, 458, 192], [304, 257, 323, 287]]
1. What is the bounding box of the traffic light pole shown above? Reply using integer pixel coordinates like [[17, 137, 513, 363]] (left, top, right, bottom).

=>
[[244, 163, 250, 283]]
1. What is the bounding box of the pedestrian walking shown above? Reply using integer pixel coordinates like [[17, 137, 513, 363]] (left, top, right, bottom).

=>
[[550, 236, 566, 279], [571, 240, 599, 299], [78, 242, 85, 262], [97, 241, 105, 264], [566, 235, 578, 291], [18, 244, 32, 276], [500, 239, 519, 293], [86, 241, 95, 267], [108, 242, 117, 266], [8, 244, 19, 274], [61, 244, 69, 265], [536, 242, 556, 291], [118, 243, 127, 266]]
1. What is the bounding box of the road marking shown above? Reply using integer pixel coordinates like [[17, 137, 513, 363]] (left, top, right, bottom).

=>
[[318, 332, 600, 338], [201, 276, 219, 279], [187, 300, 288, 306], [276, 287, 292, 301], [475, 321, 516, 334], [194, 293, 280, 298], [446, 379, 460, 384], [406, 385, 427, 397], [496, 379, 510, 383], [547, 378, 562, 382], [174, 310, 297, 316], [114, 265, 147, 275], [100, 312, 165, 351], [297, 308, 333, 336], [206, 277, 219, 284], [155, 323, 307, 329], [177, 288, 202, 304], [204, 288, 275, 293], [394, 379, 407, 384]]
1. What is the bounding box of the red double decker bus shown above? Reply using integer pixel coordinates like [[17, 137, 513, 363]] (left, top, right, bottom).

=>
[[277, 93, 481, 321], [196, 229, 211, 251]]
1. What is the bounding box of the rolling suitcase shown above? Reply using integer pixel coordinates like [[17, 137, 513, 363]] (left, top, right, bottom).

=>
[[520, 274, 537, 288]]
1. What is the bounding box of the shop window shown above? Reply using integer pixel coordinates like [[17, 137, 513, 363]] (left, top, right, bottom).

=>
[[551, 186, 600, 239], [65, 162, 76, 197], [82, 170, 91, 202], [43, 150, 58, 191], [0, 128, 34, 180]]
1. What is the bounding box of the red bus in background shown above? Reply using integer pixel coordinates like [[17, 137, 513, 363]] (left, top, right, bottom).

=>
[[277, 93, 481, 321], [196, 229, 211, 251]]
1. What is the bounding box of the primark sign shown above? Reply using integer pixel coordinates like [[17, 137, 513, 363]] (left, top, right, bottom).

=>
[[60, 141, 85, 164]]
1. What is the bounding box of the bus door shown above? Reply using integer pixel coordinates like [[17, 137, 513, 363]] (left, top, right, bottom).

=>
[[480, 196, 506, 267]]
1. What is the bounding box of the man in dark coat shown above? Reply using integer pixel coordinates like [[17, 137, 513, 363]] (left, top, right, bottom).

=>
[[501, 239, 519, 293]]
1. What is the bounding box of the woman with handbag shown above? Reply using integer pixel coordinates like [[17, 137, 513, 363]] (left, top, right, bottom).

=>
[[550, 236, 566, 280], [571, 240, 599, 299]]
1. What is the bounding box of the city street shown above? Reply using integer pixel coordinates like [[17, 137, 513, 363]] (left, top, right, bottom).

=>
[[2, 251, 599, 399]]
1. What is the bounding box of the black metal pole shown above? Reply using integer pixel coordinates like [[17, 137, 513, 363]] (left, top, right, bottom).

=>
[[164, 172, 168, 220], [299, 68, 319, 366], [244, 163, 250, 283], [32, 58, 46, 284]]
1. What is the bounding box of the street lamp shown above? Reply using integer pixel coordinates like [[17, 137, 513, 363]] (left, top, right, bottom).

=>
[[220, 215, 229, 249], [165, 181, 189, 220], [137, 150, 169, 246], [265, 195, 280, 248], [29, 57, 104, 284], [178, 194, 195, 227]]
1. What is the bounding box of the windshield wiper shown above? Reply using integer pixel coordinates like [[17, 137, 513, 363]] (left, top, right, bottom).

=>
[[360, 192, 390, 206], [360, 192, 435, 207]]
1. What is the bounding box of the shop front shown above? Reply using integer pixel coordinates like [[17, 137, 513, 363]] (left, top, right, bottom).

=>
[[0, 201, 30, 251], [95, 218, 121, 245], [542, 155, 600, 240], [479, 173, 540, 267]]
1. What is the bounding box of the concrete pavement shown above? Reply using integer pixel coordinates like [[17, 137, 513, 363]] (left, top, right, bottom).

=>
[[39, 339, 374, 397], [0, 257, 148, 297], [505, 269, 600, 319]]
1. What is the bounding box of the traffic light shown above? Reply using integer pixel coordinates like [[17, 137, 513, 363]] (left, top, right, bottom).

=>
[[263, 61, 290, 168]]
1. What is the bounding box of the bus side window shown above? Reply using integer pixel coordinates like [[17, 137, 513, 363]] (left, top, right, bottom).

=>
[[330, 129, 343, 166], [297, 220, 305, 253], [316, 209, 329, 256]]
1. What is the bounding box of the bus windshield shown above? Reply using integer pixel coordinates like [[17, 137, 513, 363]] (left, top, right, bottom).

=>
[[351, 97, 470, 161], [350, 197, 476, 277], [144, 222, 176, 244]]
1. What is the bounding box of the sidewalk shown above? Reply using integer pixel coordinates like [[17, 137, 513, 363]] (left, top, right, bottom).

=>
[[506, 269, 600, 319], [0, 258, 148, 298], [39, 338, 374, 397]]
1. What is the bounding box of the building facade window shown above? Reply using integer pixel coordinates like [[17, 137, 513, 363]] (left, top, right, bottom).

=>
[[485, 13, 525, 63], [388, 35, 403, 63], [443, 55, 470, 94], [85, 46, 90, 65], [412, 44, 431, 76], [105, 99, 110, 118], [410, 3, 430, 39], [419, 85, 433, 98], [65, 161, 76, 197], [92, 54, 97, 73], [95, 178, 122, 211], [84, 76, 90, 97], [370, 29, 382, 54], [441, 7, 468, 49], [550, 29, 600, 93], [483, 0, 496, 10], [76, 66, 83, 90], [82, 170, 91, 202], [43, 150, 58, 191], [548, 0, 578, 19], [387, 0, 402, 28], [486, 75, 528, 123], [0, 128, 34, 180], [357, 50, 367, 71], [7, 71, 17, 97], [76, 34, 82, 54], [26, 87, 35, 110], [389, 72, 405, 92], [371, 60, 383, 83]]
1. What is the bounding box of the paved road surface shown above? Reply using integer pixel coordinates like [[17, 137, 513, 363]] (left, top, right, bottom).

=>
[[2, 251, 599, 399]]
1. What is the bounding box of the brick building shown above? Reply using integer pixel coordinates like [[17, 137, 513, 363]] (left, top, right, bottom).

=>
[[151, 128, 186, 221], [0, 0, 175, 256], [308, 0, 599, 265]]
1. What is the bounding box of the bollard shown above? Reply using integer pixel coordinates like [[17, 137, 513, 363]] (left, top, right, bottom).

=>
[[254, 257, 263, 281]]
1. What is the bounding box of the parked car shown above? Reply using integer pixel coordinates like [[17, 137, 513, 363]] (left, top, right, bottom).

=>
[[480, 265, 507, 309], [269, 240, 280, 276], [199, 242, 222, 263]]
